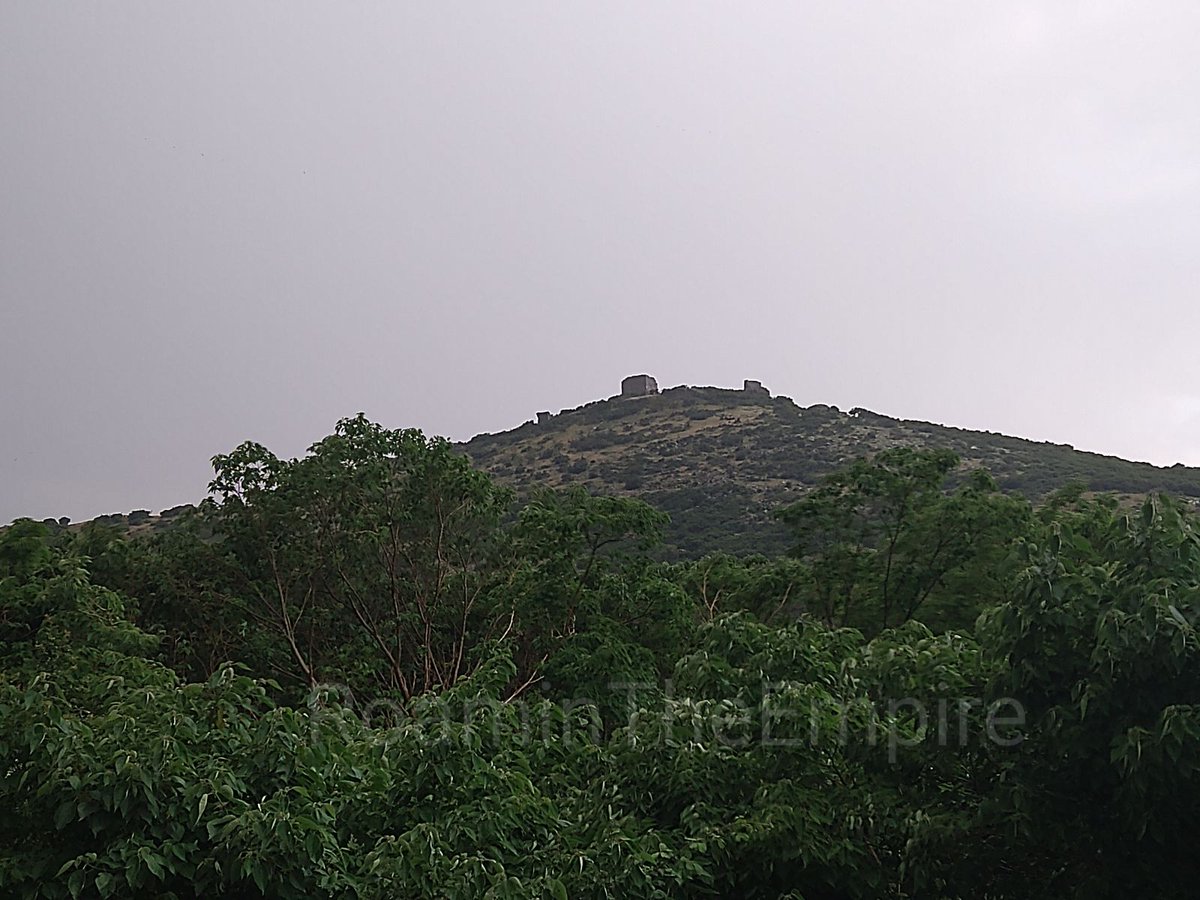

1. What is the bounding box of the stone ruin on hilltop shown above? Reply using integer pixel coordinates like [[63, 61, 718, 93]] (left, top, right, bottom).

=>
[[531, 375, 774, 427], [620, 374, 659, 397], [618, 374, 770, 399]]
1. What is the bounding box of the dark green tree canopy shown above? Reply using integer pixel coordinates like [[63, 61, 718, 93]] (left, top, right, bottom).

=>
[[3, 419, 1197, 898]]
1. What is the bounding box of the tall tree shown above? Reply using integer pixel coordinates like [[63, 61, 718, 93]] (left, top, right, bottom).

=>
[[778, 448, 1030, 631], [205, 414, 513, 700]]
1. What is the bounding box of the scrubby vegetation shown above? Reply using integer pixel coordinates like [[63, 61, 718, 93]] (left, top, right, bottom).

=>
[[463, 387, 1200, 557], [4, 415, 1200, 897]]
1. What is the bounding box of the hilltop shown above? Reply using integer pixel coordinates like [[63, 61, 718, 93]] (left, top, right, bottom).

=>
[[460, 378, 1200, 557], [33, 377, 1200, 558]]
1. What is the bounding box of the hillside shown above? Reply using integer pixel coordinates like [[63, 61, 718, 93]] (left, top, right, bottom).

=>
[[461, 379, 1200, 557], [35, 378, 1200, 558]]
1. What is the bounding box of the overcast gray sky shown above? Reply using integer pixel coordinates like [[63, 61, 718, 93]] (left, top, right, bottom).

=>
[[3, 2, 1199, 523]]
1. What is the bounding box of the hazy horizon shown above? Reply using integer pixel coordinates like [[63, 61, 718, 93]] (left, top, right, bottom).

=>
[[4, 3, 1199, 523]]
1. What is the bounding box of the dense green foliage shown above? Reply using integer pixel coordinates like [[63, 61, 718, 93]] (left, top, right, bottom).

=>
[[4, 417, 1200, 897]]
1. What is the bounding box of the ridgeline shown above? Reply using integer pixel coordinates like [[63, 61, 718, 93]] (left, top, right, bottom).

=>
[[41, 377, 1200, 558]]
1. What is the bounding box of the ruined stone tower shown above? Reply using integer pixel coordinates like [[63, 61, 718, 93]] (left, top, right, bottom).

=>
[[620, 374, 659, 397]]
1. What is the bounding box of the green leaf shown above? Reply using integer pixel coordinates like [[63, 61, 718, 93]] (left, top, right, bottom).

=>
[[145, 853, 165, 880], [54, 801, 75, 830], [195, 792, 209, 825]]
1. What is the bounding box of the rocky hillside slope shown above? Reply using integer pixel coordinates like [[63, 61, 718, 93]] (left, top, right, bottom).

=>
[[37, 380, 1200, 559], [461, 382, 1200, 557]]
